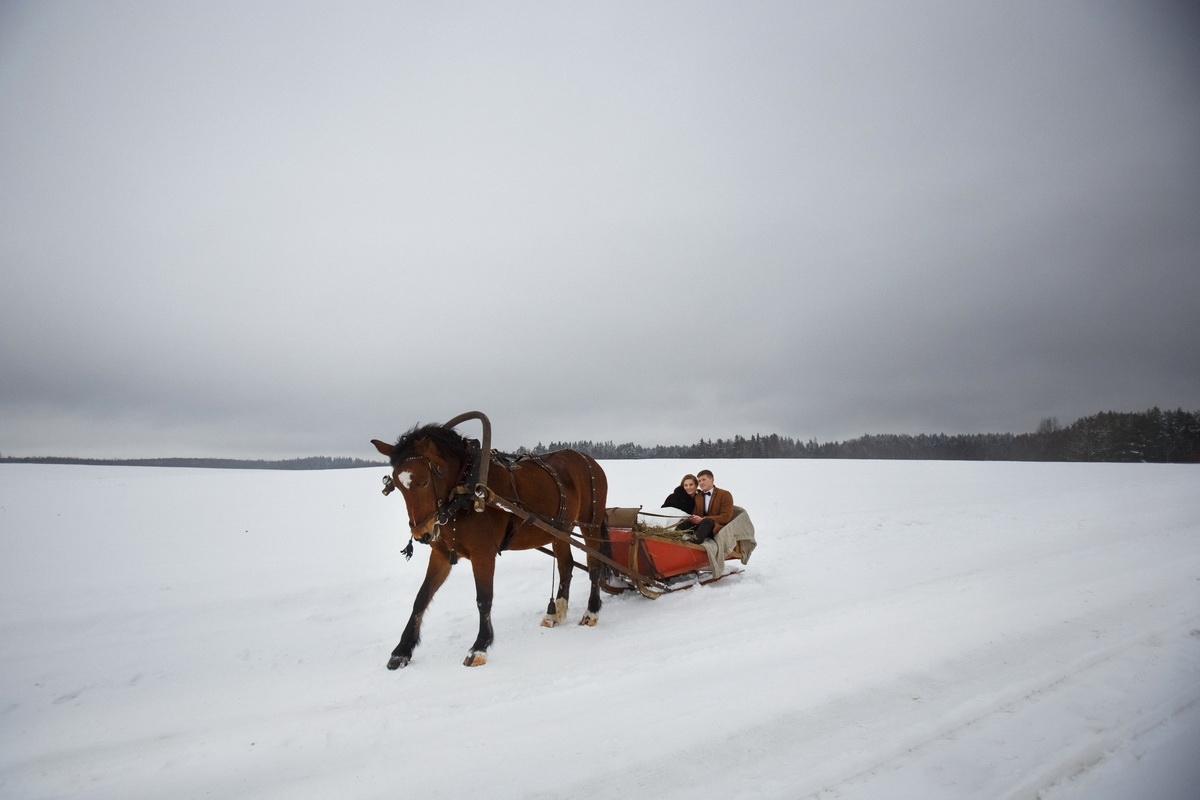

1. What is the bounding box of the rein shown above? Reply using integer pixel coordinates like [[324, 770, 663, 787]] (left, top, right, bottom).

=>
[[637, 510, 690, 520]]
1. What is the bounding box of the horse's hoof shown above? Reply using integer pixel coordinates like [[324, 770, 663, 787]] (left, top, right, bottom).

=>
[[541, 598, 567, 628], [463, 651, 487, 667], [578, 613, 598, 627], [387, 655, 410, 670]]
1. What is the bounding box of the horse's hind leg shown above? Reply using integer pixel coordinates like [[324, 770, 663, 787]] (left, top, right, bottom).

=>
[[464, 552, 496, 667], [580, 571, 603, 627], [580, 520, 609, 627], [389, 548, 452, 670], [541, 540, 573, 628]]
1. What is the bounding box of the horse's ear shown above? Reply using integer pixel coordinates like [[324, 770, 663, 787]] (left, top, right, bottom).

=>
[[371, 439, 394, 458]]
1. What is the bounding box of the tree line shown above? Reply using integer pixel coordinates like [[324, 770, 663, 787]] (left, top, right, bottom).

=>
[[4, 408, 1197, 468], [519, 408, 1200, 463]]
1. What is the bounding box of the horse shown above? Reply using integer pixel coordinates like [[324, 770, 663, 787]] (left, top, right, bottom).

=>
[[371, 421, 611, 668]]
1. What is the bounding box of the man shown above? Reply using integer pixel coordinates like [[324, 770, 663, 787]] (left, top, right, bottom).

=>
[[682, 469, 734, 543]]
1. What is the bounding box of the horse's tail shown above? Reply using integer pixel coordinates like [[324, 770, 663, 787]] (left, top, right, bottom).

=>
[[581, 451, 613, 582], [592, 516, 614, 583]]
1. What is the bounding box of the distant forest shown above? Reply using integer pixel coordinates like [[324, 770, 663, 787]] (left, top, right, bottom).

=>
[[521, 408, 1200, 464], [2, 409, 1197, 468]]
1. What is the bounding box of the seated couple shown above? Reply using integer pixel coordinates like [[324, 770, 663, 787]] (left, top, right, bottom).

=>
[[661, 469, 733, 543]]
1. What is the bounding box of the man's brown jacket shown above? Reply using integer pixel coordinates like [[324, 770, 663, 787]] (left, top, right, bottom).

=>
[[692, 487, 735, 533]]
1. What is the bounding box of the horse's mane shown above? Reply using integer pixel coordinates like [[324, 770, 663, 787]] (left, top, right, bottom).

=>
[[389, 423, 472, 468]]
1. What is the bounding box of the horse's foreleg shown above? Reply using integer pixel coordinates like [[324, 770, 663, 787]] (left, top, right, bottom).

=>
[[389, 548, 452, 670], [541, 541, 574, 628], [464, 552, 496, 667]]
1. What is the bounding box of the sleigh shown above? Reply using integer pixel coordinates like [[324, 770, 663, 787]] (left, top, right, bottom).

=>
[[598, 506, 757, 595]]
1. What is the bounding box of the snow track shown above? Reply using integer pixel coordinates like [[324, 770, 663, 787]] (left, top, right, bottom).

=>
[[2, 460, 1198, 798]]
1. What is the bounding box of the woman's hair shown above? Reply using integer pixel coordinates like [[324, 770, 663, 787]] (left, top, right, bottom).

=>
[[681, 473, 698, 488]]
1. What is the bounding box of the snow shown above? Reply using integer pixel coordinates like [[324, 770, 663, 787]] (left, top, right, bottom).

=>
[[2, 459, 1198, 799]]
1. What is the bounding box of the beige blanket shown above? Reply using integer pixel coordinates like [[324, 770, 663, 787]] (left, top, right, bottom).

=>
[[702, 506, 757, 578]]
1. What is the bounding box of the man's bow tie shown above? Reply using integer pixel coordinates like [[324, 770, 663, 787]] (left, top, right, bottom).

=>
[[703, 490, 712, 496]]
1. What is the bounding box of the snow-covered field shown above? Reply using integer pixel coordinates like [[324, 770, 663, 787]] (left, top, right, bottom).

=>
[[2, 459, 1198, 799]]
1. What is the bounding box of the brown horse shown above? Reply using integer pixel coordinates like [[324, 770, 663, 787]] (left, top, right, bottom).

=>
[[371, 421, 610, 668]]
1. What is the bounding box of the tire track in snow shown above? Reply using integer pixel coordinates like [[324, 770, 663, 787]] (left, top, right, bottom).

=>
[[530, 550, 1200, 800], [808, 616, 1200, 799]]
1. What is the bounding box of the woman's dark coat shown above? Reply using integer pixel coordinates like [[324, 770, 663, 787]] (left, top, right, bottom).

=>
[[661, 485, 695, 514]]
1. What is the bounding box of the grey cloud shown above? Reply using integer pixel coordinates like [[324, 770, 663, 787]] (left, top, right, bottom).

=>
[[2, 1, 1197, 458]]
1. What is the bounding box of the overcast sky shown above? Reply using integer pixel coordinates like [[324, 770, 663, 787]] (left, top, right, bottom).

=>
[[2, 1, 1198, 459]]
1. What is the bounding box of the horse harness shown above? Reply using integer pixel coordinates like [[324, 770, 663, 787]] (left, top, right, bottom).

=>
[[492, 452, 568, 554], [384, 444, 601, 565], [384, 441, 664, 596]]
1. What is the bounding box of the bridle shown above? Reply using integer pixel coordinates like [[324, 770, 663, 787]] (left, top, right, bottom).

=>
[[382, 440, 480, 547], [398, 456, 451, 538]]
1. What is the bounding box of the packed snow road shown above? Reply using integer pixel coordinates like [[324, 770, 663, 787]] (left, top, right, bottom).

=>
[[2, 459, 1197, 798]]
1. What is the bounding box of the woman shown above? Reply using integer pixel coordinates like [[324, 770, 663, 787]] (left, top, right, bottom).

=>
[[662, 473, 699, 515]]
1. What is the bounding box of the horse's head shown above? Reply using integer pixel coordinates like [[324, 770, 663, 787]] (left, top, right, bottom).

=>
[[372, 424, 473, 543]]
